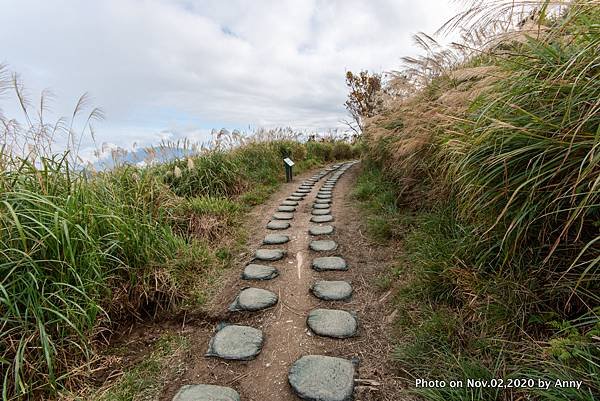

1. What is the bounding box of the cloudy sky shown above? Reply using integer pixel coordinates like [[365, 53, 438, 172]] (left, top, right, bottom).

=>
[[0, 0, 458, 158]]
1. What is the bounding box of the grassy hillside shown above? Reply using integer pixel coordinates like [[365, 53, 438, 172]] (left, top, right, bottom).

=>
[[0, 137, 358, 399], [358, 1, 599, 399]]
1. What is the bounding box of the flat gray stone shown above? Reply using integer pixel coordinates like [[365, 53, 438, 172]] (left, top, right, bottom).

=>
[[206, 324, 263, 360], [312, 257, 347, 271], [309, 240, 338, 252], [311, 215, 333, 223], [242, 264, 279, 280], [229, 288, 278, 311], [278, 205, 296, 212], [172, 384, 240, 401], [316, 194, 332, 200], [255, 248, 285, 261], [288, 196, 303, 201], [288, 355, 355, 401], [313, 204, 330, 210], [315, 198, 332, 204], [318, 190, 332, 195], [282, 200, 299, 206], [307, 309, 357, 338], [263, 233, 290, 245], [273, 212, 294, 220], [297, 189, 311, 193], [311, 281, 352, 301], [291, 192, 307, 198], [312, 209, 331, 216], [267, 220, 290, 230], [309, 225, 334, 235]]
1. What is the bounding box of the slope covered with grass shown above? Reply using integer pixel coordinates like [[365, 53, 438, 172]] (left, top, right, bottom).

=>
[[0, 138, 358, 400], [359, 1, 599, 399]]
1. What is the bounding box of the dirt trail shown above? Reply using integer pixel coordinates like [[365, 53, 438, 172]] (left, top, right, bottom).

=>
[[161, 162, 403, 401]]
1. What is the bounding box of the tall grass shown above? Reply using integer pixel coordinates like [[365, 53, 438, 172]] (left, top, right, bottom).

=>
[[360, 1, 599, 399]]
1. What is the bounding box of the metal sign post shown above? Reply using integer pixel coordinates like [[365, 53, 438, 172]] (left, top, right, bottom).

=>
[[284, 158, 295, 182]]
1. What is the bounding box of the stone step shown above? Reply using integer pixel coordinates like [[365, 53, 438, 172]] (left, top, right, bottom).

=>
[[307, 309, 358, 338], [242, 264, 279, 280], [206, 324, 263, 360], [316, 194, 332, 200], [291, 192, 307, 198], [229, 288, 278, 311], [287, 196, 303, 201], [273, 212, 294, 220], [255, 249, 285, 261], [267, 220, 290, 230], [314, 198, 332, 204], [309, 240, 338, 252], [311, 281, 352, 301], [312, 209, 331, 216], [308, 225, 334, 235], [263, 233, 290, 245], [313, 203, 330, 210], [311, 215, 333, 223], [281, 200, 299, 206], [312, 256, 347, 271], [288, 355, 355, 401], [172, 384, 240, 401], [277, 205, 296, 212]]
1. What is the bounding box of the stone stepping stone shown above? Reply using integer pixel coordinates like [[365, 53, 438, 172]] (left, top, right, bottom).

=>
[[242, 264, 279, 280], [313, 203, 330, 210], [297, 188, 311, 193], [263, 233, 290, 245], [291, 192, 307, 198], [312, 256, 347, 271], [315, 198, 332, 204], [311, 215, 333, 223], [281, 200, 299, 206], [206, 324, 263, 360], [307, 309, 357, 338], [309, 240, 338, 252], [267, 220, 290, 230], [318, 191, 332, 196], [229, 288, 278, 311], [172, 384, 240, 401], [309, 225, 334, 235], [288, 196, 303, 201], [312, 209, 331, 216], [273, 212, 294, 220], [278, 205, 296, 212], [316, 194, 332, 200], [255, 248, 285, 261], [288, 355, 355, 401], [311, 281, 352, 301]]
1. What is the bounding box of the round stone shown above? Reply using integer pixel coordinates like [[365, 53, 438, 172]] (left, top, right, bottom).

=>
[[318, 190, 332, 194], [206, 324, 264, 360], [263, 233, 290, 245], [312, 257, 347, 271], [313, 204, 330, 210], [307, 309, 357, 338], [311, 281, 353, 301], [309, 240, 338, 252], [312, 209, 331, 216], [316, 194, 332, 200], [309, 225, 334, 235], [172, 384, 240, 401], [229, 288, 278, 311], [291, 192, 307, 198], [273, 212, 294, 220], [278, 205, 296, 212], [297, 189, 311, 193], [315, 198, 332, 204], [255, 249, 285, 261], [311, 215, 333, 223], [282, 200, 299, 206], [267, 220, 290, 230], [242, 264, 279, 280], [288, 355, 355, 401]]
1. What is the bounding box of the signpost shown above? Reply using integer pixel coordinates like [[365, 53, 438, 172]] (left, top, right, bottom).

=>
[[284, 157, 294, 182]]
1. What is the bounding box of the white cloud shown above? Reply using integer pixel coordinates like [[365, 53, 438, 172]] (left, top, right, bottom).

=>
[[0, 0, 458, 154]]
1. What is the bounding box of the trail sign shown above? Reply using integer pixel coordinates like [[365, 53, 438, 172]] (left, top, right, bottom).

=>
[[284, 158, 294, 182]]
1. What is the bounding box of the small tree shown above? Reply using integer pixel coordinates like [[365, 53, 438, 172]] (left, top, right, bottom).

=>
[[343, 70, 382, 134]]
